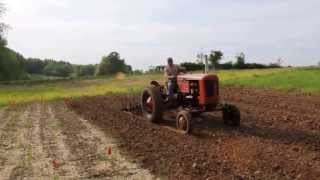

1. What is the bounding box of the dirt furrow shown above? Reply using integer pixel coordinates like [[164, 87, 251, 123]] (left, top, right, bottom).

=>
[[221, 95, 320, 151], [222, 86, 320, 118], [7, 103, 54, 179], [52, 101, 156, 179], [0, 107, 13, 130], [77, 116, 155, 179], [0, 108, 7, 124], [52, 102, 102, 178], [0, 105, 31, 179], [40, 103, 81, 178], [0, 103, 72, 179], [0, 106, 18, 172], [23, 102, 56, 179]]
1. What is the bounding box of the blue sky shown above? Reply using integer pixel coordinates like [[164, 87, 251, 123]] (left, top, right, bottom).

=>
[[3, 0, 320, 69]]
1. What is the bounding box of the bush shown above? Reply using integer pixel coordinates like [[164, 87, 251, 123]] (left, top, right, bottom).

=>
[[43, 61, 73, 77], [75, 64, 96, 77], [95, 52, 132, 76]]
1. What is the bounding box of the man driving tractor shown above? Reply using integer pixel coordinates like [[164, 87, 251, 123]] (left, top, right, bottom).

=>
[[164, 57, 184, 105], [125, 57, 241, 134]]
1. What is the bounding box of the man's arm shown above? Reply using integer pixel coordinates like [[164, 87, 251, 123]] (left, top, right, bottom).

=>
[[177, 65, 186, 74]]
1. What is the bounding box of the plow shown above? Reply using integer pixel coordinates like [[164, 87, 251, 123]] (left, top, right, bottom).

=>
[[122, 73, 240, 134]]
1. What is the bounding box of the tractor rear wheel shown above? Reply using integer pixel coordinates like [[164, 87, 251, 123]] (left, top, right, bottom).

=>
[[141, 86, 163, 123], [176, 110, 192, 134], [223, 104, 240, 127]]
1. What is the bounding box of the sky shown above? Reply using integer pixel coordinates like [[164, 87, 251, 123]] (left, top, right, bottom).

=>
[[2, 0, 320, 69]]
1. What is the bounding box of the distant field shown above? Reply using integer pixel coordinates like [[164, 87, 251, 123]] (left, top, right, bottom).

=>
[[223, 68, 320, 92], [0, 68, 319, 107]]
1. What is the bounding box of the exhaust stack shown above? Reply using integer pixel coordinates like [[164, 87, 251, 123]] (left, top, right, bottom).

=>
[[204, 55, 209, 74]]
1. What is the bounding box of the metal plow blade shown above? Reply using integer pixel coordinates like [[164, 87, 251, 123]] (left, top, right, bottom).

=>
[[119, 95, 188, 134], [120, 95, 142, 114]]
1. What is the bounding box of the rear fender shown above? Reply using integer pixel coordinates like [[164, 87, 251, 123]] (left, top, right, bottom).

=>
[[150, 80, 161, 87], [150, 80, 167, 96]]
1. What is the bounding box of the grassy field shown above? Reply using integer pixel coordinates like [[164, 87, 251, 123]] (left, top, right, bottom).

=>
[[0, 68, 319, 108], [223, 68, 320, 92]]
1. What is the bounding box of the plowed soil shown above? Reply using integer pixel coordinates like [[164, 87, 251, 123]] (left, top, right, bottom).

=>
[[0, 86, 319, 179], [0, 101, 154, 179], [67, 86, 320, 179]]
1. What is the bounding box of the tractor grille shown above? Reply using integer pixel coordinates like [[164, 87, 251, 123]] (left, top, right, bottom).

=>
[[205, 80, 215, 97]]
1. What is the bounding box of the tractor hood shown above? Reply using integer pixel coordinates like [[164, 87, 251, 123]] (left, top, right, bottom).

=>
[[177, 74, 218, 80]]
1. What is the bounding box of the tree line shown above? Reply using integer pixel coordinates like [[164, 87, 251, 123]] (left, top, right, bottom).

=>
[[148, 50, 282, 73], [0, 51, 133, 81], [0, 46, 133, 80]]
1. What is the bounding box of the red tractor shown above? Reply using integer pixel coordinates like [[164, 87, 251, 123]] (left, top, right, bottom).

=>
[[141, 73, 240, 134]]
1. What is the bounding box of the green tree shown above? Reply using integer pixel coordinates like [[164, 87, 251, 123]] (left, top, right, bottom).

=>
[[0, 47, 27, 80], [0, 3, 27, 81], [75, 64, 96, 77], [24, 58, 48, 74], [43, 61, 73, 77], [95, 51, 132, 76], [234, 52, 246, 69], [208, 50, 223, 68]]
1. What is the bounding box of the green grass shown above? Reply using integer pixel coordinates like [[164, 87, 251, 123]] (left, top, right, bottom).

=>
[[223, 68, 320, 92], [0, 74, 162, 107], [0, 68, 319, 108]]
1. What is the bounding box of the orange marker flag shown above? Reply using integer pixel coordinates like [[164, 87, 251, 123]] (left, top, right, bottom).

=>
[[52, 159, 60, 169], [106, 147, 112, 156]]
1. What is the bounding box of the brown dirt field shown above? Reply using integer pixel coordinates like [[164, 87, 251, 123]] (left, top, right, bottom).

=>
[[67, 86, 320, 179], [0, 101, 155, 179]]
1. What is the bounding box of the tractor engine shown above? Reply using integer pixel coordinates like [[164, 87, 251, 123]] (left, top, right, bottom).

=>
[[177, 74, 220, 109]]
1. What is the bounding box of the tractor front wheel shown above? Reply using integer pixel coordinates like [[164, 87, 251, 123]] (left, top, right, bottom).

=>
[[141, 86, 163, 123], [222, 104, 240, 127], [176, 110, 192, 134]]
